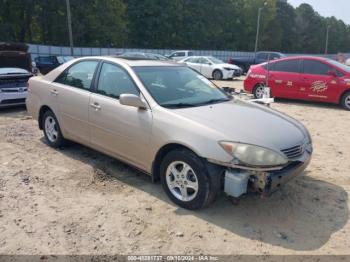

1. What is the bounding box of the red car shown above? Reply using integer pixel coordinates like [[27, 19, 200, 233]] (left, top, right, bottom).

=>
[[244, 56, 350, 110]]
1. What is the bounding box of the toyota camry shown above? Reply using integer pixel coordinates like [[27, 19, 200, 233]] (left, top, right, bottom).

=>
[[26, 57, 313, 210]]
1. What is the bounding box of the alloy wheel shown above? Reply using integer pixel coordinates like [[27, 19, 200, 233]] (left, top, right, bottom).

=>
[[165, 161, 199, 202], [345, 94, 350, 109], [254, 84, 265, 99], [44, 116, 58, 142]]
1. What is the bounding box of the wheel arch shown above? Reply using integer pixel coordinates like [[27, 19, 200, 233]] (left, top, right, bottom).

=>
[[151, 143, 201, 182], [38, 105, 54, 130], [212, 69, 222, 78], [339, 89, 350, 104]]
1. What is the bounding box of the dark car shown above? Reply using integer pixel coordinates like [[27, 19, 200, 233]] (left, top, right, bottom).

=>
[[0, 43, 33, 107], [34, 56, 74, 75], [118, 52, 170, 61], [228, 51, 285, 73]]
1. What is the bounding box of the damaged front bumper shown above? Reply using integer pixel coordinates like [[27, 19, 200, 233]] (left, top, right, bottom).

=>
[[208, 150, 312, 198]]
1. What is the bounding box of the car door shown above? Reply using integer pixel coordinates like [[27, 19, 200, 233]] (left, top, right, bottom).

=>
[[267, 59, 302, 98], [300, 59, 340, 102], [89, 62, 153, 170], [52, 60, 99, 145], [198, 58, 213, 78]]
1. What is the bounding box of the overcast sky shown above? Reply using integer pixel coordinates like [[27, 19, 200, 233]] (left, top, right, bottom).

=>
[[288, 0, 350, 25]]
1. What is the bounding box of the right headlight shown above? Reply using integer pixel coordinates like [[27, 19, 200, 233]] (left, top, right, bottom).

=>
[[219, 141, 288, 167]]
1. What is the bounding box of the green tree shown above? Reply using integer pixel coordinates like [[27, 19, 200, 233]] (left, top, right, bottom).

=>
[[260, 0, 297, 52], [294, 3, 326, 53]]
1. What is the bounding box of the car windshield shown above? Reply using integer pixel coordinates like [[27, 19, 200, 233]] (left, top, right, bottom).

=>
[[133, 66, 231, 108], [327, 59, 350, 73], [208, 57, 224, 64]]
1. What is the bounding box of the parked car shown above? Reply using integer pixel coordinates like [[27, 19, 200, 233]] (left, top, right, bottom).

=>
[[26, 57, 312, 210], [180, 56, 243, 80], [34, 56, 74, 75], [244, 56, 350, 110], [167, 50, 195, 61], [0, 42, 33, 107], [228, 51, 285, 73], [0, 68, 32, 108], [118, 52, 170, 61]]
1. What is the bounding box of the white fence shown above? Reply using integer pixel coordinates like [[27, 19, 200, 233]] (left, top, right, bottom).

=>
[[27, 43, 349, 62]]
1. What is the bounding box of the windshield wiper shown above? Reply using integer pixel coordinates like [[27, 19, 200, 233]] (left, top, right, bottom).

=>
[[197, 98, 231, 106], [161, 102, 198, 108]]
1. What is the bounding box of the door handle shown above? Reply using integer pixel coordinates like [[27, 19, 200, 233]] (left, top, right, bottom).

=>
[[50, 89, 59, 96], [90, 102, 101, 111]]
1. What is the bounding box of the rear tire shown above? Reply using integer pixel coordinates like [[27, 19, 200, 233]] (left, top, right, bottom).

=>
[[213, 70, 223, 80], [341, 91, 350, 110], [253, 83, 266, 99], [42, 110, 66, 148], [160, 149, 220, 210]]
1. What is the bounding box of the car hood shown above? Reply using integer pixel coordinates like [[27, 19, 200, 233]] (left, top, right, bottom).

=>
[[174, 99, 307, 152]]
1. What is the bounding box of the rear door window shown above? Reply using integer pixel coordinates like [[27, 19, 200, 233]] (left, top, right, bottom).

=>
[[55, 60, 99, 90], [185, 57, 199, 63], [198, 58, 211, 65], [175, 52, 186, 57], [270, 53, 281, 60], [38, 56, 55, 64], [257, 53, 268, 60], [271, 59, 300, 73]]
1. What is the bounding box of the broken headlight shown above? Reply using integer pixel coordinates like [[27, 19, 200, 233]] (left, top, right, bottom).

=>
[[219, 141, 288, 167]]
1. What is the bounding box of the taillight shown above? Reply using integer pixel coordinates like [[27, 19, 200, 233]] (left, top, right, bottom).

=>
[[246, 69, 251, 77]]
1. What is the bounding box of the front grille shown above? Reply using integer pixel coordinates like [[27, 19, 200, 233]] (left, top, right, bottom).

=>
[[0, 98, 26, 105], [0, 88, 27, 93], [0, 79, 27, 88], [281, 144, 304, 159]]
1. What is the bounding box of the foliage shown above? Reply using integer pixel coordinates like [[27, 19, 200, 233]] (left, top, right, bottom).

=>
[[0, 0, 349, 53]]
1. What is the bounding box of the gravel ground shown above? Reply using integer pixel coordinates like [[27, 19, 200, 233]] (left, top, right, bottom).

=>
[[0, 79, 349, 255]]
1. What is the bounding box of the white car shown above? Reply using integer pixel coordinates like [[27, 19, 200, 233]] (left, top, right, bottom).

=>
[[0, 68, 32, 107], [179, 56, 243, 80], [167, 50, 195, 61]]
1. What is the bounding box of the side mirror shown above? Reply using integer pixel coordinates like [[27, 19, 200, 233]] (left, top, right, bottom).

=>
[[327, 70, 337, 77], [119, 94, 148, 109]]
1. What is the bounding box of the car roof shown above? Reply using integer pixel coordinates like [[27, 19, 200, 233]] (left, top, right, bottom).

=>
[[257, 51, 284, 54], [268, 55, 331, 63], [183, 56, 213, 59], [79, 56, 182, 67]]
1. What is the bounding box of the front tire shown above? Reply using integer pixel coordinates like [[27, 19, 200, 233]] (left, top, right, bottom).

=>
[[341, 91, 350, 110], [160, 149, 219, 210], [42, 110, 66, 148], [213, 70, 223, 80]]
